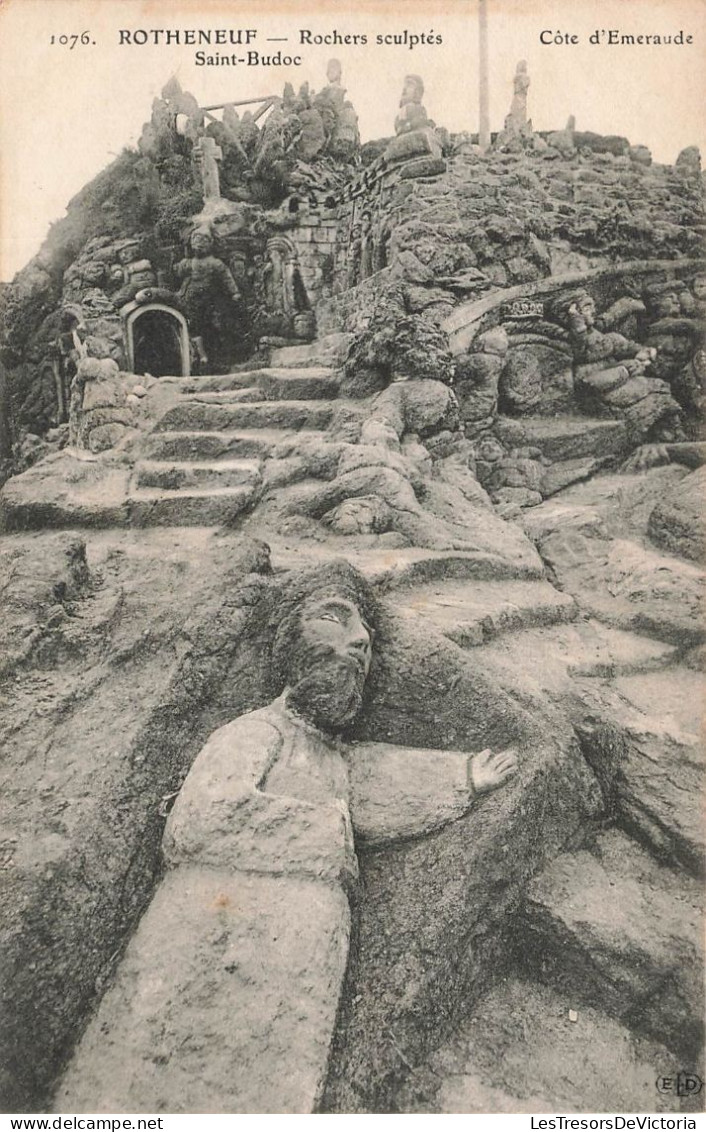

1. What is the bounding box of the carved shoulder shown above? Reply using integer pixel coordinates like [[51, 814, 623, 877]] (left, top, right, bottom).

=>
[[184, 710, 283, 795], [163, 709, 284, 862], [166, 706, 282, 824]]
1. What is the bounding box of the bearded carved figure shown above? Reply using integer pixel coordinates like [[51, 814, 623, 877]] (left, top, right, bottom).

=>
[[57, 562, 517, 1114]]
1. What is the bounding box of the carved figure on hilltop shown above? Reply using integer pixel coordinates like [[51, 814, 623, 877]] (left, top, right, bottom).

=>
[[292, 82, 327, 161], [394, 75, 433, 136], [315, 59, 346, 125], [313, 60, 360, 160], [175, 227, 241, 366], [546, 115, 576, 155], [675, 145, 702, 179], [508, 61, 530, 131], [495, 61, 532, 149]]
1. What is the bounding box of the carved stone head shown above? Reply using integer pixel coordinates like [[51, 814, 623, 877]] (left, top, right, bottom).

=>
[[271, 562, 379, 732], [190, 228, 214, 257], [400, 75, 425, 106], [326, 58, 342, 85], [117, 240, 143, 266], [551, 289, 596, 332], [80, 261, 107, 287], [474, 326, 509, 358], [692, 275, 706, 302]]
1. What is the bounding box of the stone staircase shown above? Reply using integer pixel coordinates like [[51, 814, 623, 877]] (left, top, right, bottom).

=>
[[378, 464, 705, 1114], [399, 824, 702, 1114], [389, 648, 703, 1114], [129, 363, 340, 526], [4, 327, 702, 1113], [489, 413, 629, 503]]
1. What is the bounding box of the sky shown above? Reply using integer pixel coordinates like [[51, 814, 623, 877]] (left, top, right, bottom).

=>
[[0, 0, 704, 281]]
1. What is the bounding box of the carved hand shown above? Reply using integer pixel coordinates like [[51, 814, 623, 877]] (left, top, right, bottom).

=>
[[620, 443, 671, 472], [468, 747, 518, 796], [635, 347, 657, 363]]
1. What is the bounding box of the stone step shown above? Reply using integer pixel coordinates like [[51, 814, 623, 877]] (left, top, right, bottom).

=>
[[527, 467, 691, 544], [537, 530, 705, 647], [399, 975, 689, 1114], [388, 578, 577, 647], [133, 459, 262, 492], [264, 538, 545, 587], [269, 332, 352, 369], [181, 388, 263, 404], [478, 620, 677, 690], [613, 667, 702, 743], [128, 485, 256, 527], [160, 372, 258, 393], [171, 368, 338, 402], [140, 428, 323, 462], [155, 399, 336, 434], [577, 666, 705, 875], [540, 455, 611, 498], [256, 367, 339, 401], [518, 829, 703, 1062], [501, 415, 628, 461]]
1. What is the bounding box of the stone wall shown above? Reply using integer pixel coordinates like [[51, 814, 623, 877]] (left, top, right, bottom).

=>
[[288, 213, 339, 312], [67, 358, 173, 454], [329, 127, 447, 297], [317, 135, 704, 337]]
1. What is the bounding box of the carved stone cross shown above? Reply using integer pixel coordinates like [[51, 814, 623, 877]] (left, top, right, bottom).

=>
[[194, 136, 223, 200]]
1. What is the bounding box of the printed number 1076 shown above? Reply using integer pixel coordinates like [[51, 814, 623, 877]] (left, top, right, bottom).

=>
[[50, 32, 95, 48]]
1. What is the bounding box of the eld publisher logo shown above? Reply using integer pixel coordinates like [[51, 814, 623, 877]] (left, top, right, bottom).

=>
[[656, 1073, 703, 1097]]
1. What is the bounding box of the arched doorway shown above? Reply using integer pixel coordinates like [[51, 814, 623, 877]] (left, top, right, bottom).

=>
[[123, 303, 191, 377]]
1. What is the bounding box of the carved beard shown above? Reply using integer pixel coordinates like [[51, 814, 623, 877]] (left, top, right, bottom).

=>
[[285, 653, 367, 733]]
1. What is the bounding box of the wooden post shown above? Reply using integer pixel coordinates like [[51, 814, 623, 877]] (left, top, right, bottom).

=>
[[479, 0, 490, 151]]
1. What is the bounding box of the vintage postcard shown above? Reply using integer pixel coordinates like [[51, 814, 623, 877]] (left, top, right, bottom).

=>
[[0, 0, 704, 1119]]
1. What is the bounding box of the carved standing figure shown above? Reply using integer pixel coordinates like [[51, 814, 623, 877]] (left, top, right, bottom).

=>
[[175, 227, 241, 366], [394, 74, 432, 136], [508, 60, 530, 129]]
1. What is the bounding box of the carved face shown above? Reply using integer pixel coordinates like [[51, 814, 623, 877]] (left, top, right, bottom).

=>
[[655, 291, 680, 317], [299, 597, 372, 679], [190, 230, 213, 256], [401, 75, 424, 105], [282, 595, 373, 731], [478, 327, 509, 357], [81, 262, 107, 286], [692, 276, 706, 301], [576, 294, 596, 325], [117, 243, 142, 265]]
